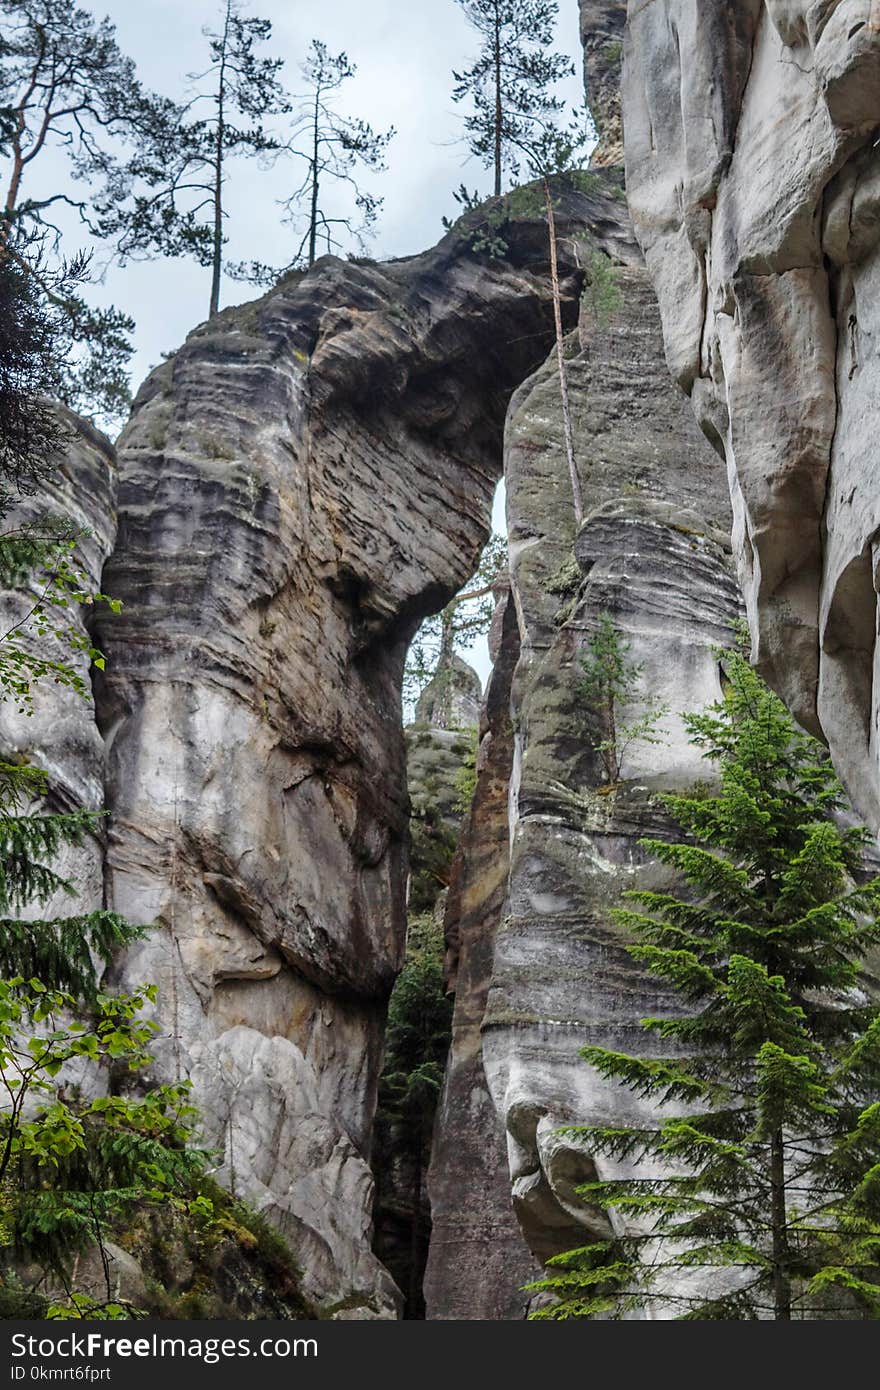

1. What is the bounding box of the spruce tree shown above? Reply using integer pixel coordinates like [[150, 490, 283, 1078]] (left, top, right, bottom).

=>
[[576, 611, 667, 785], [452, 0, 573, 196], [529, 646, 880, 1319], [373, 916, 453, 1317]]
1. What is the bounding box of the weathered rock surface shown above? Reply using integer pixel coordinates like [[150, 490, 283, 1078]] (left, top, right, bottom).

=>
[[425, 174, 742, 1305], [0, 410, 116, 923], [623, 0, 880, 830], [580, 1, 627, 166], [89, 202, 601, 1314], [414, 654, 482, 731], [372, 660, 479, 1314]]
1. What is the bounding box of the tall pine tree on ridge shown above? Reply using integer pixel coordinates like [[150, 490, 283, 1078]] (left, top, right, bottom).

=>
[[452, 0, 574, 196]]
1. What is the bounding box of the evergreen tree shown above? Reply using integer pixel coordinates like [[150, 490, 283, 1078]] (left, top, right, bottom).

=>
[[452, 0, 573, 197], [0, 0, 191, 422], [576, 611, 667, 785], [282, 40, 394, 269], [529, 647, 880, 1320], [109, 0, 289, 319], [0, 258, 62, 493]]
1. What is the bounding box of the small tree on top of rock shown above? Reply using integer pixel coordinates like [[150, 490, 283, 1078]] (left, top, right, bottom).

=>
[[530, 646, 880, 1319], [281, 40, 395, 269], [109, 0, 290, 318], [575, 611, 667, 786], [451, 0, 574, 197]]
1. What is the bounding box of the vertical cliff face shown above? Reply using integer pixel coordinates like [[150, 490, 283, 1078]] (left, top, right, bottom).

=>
[[484, 244, 740, 1277], [579, 1, 627, 165], [623, 0, 880, 830], [423, 592, 541, 1320], [0, 412, 117, 925], [83, 215, 593, 1315]]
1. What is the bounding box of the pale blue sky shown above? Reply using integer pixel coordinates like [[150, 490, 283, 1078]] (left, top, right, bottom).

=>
[[69, 0, 586, 388]]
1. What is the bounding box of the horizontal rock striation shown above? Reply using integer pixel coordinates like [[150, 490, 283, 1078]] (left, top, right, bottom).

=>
[[485, 251, 740, 1274], [423, 590, 541, 1320], [623, 0, 880, 830], [425, 167, 743, 1313]]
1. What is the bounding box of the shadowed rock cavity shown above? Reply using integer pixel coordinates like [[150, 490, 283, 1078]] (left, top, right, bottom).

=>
[[88, 196, 604, 1316], [623, 0, 880, 830]]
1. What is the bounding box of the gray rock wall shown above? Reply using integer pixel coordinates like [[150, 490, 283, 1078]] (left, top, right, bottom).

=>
[[0, 411, 116, 927], [623, 0, 880, 830], [485, 250, 741, 1277], [580, 1, 628, 166], [424, 164, 742, 1312], [424, 591, 540, 1320]]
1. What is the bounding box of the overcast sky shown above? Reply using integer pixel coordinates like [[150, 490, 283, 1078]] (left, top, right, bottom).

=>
[[73, 0, 586, 389]]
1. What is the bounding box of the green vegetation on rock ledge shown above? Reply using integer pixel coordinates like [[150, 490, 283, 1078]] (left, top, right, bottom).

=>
[[575, 612, 667, 785], [373, 916, 453, 1318]]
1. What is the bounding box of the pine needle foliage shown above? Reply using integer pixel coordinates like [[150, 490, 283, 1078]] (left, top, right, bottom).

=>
[[529, 647, 880, 1319], [373, 915, 453, 1316], [575, 612, 668, 784]]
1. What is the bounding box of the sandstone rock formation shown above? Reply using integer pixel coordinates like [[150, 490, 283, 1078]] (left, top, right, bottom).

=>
[[424, 592, 541, 1320], [373, 657, 481, 1315], [85, 202, 601, 1315], [623, 0, 880, 831], [0, 410, 116, 927], [425, 166, 741, 1312], [580, 1, 627, 166]]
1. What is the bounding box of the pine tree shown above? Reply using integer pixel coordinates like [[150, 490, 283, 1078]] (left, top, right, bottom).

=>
[[0, 260, 63, 493], [528, 646, 880, 1319], [576, 612, 667, 785], [283, 40, 394, 269], [452, 0, 573, 196], [109, 0, 289, 319], [0, 0, 194, 422]]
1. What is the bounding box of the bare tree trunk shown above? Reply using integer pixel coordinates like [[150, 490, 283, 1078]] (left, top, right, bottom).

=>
[[544, 178, 583, 527], [308, 88, 320, 266], [493, 3, 502, 197], [770, 1128, 792, 1320], [209, 1, 232, 317]]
